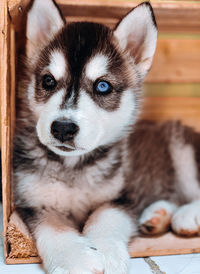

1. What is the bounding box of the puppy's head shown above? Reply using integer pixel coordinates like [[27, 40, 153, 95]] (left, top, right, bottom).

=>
[[25, 0, 157, 156]]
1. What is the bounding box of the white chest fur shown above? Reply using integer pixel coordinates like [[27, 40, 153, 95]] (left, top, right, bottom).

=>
[[15, 161, 124, 223]]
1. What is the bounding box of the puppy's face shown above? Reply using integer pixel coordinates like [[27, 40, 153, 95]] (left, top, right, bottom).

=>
[[26, 0, 157, 156]]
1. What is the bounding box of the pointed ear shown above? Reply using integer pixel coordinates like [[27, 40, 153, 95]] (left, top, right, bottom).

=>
[[114, 2, 157, 79], [26, 0, 65, 58]]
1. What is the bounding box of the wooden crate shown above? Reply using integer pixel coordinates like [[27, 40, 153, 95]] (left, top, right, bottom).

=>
[[1, 0, 200, 265]]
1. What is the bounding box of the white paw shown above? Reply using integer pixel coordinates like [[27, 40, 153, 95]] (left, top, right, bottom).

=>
[[171, 201, 200, 236], [92, 239, 129, 274], [43, 235, 105, 274], [139, 200, 177, 235]]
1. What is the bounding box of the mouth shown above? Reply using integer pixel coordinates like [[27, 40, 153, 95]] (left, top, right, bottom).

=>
[[56, 146, 76, 152], [55, 143, 85, 152]]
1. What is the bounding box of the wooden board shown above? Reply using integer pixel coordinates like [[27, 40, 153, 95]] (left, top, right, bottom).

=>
[[8, 0, 200, 33], [141, 97, 200, 131], [0, 0, 14, 260], [5, 232, 200, 264], [58, 0, 200, 34], [146, 38, 200, 83], [129, 232, 200, 258], [144, 83, 200, 97], [6, 257, 41, 265]]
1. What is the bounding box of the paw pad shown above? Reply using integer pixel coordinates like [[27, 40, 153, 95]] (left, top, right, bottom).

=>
[[139, 203, 175, 235]]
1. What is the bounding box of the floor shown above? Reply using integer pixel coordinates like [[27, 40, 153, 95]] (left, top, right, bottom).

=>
[[1, 205, 200, 274]]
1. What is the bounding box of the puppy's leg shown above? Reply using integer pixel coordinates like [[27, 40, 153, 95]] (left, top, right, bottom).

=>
[[139, 200, 178, 235], [17, 208, 105, 274], [171, 200, 200, 236], [83, 205, 136, 274]]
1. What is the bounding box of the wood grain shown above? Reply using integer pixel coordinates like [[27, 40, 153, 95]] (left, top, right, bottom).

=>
[[9, 24, 16, 212], [8, 0, 200, 33], [8, 0, 31, 31], [56, 0, 200, 33], [141, 97, 200, 131], [147, 38, 200, 83], [129, 232, 200, 258], [0, 0, 12, 260], [144, 83, 200, 97], [6, 256, 41, 265]]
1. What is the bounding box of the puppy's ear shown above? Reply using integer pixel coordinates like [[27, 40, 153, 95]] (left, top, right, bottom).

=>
[[26, 0, 65, 58], [114, 2, 157, 79]]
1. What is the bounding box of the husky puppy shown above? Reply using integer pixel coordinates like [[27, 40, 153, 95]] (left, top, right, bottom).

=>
[[14, 0, 200, 273]]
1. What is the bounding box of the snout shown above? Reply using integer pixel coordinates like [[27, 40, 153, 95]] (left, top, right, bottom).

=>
[[51, 119, 79, 143]]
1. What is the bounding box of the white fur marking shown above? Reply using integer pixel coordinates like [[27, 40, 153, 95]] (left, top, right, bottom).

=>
[[15, 159, 125, 223], [48, 51, 66, 80], [170, 141, 200, 202], [86, 54, 108, 81]]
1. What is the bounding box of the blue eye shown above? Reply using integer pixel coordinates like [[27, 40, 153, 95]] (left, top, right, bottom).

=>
[[95, 81, 111, 94]]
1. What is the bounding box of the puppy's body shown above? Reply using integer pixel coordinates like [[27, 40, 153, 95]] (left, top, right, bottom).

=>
[[13, 1, 200, 273], [15, 117, 200, 226]]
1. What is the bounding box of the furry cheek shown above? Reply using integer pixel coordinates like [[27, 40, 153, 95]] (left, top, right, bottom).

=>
[[27, 77, 44, 119], [73, 90, 136, 151], [36, 89, 65, 146]]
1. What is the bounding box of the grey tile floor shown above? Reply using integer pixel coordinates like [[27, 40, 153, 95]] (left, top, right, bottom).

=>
[[1, 205, 200, 274]]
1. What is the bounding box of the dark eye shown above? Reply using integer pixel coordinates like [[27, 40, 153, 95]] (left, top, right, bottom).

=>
[[42, 74, 57, 91], [95, 81, 111, 94]]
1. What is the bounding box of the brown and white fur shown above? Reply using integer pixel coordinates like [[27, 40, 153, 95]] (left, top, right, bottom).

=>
[[13, 0, 200, 273]]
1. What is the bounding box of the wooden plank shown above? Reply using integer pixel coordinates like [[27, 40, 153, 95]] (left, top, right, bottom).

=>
[[141, 97, 200, 131], [6, 232, 200, 264], [59, 0, 200, 33], [129, 232, 200, 258], [8, 0, 200, 33], [10, 24, 16, 211], [147, 38, 200, 83], [144, 83, 200, 97], [6, 257, 41, 265], [8, 0, 31, 31], [0, 0, 12, 260]]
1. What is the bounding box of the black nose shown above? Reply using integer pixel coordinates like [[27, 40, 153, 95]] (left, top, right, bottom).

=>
[[51, 120, 79, 143]]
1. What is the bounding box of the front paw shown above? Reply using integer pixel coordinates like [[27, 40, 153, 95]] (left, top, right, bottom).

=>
[[171, 201, 200, 236], [91, 239, 130, 274], [139, 200, 177, 235], [43, 236, 105, 274]]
